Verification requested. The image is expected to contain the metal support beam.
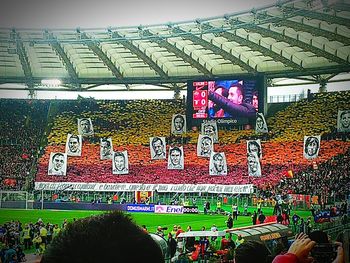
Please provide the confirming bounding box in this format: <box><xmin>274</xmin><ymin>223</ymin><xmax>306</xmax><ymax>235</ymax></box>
<box><xmin>332</xmin><ymin>2</ymin><xmax>350</xmax><ymax>12</ymax></box>
<box><xmin>111</xmin><ymin>31</ymin><xmax>168</xmax><ymax>79</ymax></box>
<box><xmin>171</xmin><ymin>83</ymin><xmax>182</xmax><ymax>99</ymax></box>
<box><xmin>49</xmin><ymin>33</ymin><xmax>80</xmax><ymax>88</ymax></box>
<box><xmin>317</xmin><ymin>76</ymin><xmax>327</xmax><ymax>93</ymax></box>
<box><xmin>287</xmin><ymin>6</ymin><xmax>350</xmax><ymax>28</ymax></box>
<box><xmin>268</xmin><ymin>14</ymin><xmax>350</xmax><ymax>45</ymax></box>
<box><xmin>142</xmin><ymin>29</ymin><xmax>213</xmax><ymax>77</ymax></box>
<box><xmin>0</xmin><ymin>65</ymin><xmax>349</xmax><ymax>87</ymax></box>
<box><xmin>266</xmin><ymin>64</ymin><xmax>350</xmax><ymax>79</ymax></box>
<box><xmin>80</xmin><ymin>33</ymin><xmax>124</xmax><ymax>80</ymax></box>
<box><xmin>172</xmin><ymin>27</ymin><xmax>255</xmax><ymax>73</ymax></box>
<box><xmin>14</xmin><ymin>31</ymin><xmax>34</xmax><ymax>90</ymax></box>
<box><xmin>203</xmin><ymin>23</ymin><xmax>303</xmax><ymax>70</ymax></box>
<box><xmin>241</xmin><ymin>23</ymin><xmax>349</xmax><ymax>66</ymax></box>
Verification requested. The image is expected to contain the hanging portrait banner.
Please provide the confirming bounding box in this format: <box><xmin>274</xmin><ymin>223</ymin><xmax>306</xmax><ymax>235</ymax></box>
<box><xmin>247</xmin><ymin>152</ymin><xmax>262</xmax><ymax>177</ymax></box>
<box><xmin>246</xmin><ymin>139</ymin><xmax>262</xmax><ymax>159</ymax></box>
<box><xmin>167</xmin><ymin>146</ymin><xmax>184</xmax><ymax>170</ymax></box>
<box><xmin>100</xmin><ymin>137</ymin><xmax>113</xmax><ymax>160</ymax></box>
<box><xmin>77</xmin><ymin>118</ymin><xmax>94</xmax><ymax>136</ymax></box>
<box><xmin>171</xmin><ymin>114</ymin><xmax>186</xmax><ymax>135</ymax></box>
<box><xmin>197</xmin><ymin>134</ymin><xmax>214</xmax><ymax>158</ymax></box>
<box><xmin>337</xmin><ymin>110</ymin><xmax>350</xmax><ymax>132</ymax></box>
<box><xmin>150</xmin><ymin>137</ymin><xmax>166</xmax><ymax>160</ymax></box>
<box><xmin>65</xmin><ymin>134</ymin><xmax>82</xmax><ymax>157</ymax></box>
<box><xmin>209</xmin><ymin>152</ymin><xmax>227</xmax><ymax>176</ymax></box>
<box><xmin>47</xmin><ymin>152</ymin><xmax>67</xmax><ymax>176</ymax></box>
<box><xmin>201</xmin><ymin>121</ymin><xmax>218</xmax><ymax>142</ymax></box>
<box><xmin>255</xmin><ymin>113</ymin><xmax>268</xmax><ymax>133</ymax></box>
<box><xmin>303</xmin><ymin>135</ymin><xmax>321</xmax><ymax>160</ymax></box>
<box><xmin>112</xmin><ymin>151</ymin><xmax>129</xmax><ymax>174</ymax></box>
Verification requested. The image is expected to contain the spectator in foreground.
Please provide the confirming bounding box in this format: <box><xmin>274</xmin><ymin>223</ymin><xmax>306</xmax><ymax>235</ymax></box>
<box><xmin>272</xmin><ymin>233</ymin><xmax>344</xmax><ymax>263</ymax></box>
<box><xmin>40</xmin><ymin>211</ymin><xmax>163</xmax><ymax>263</ymax></box>
<box><xmin>234</xmin><ymin>240</ymin><xmax>272</xmax><ymax>263</ymax></box>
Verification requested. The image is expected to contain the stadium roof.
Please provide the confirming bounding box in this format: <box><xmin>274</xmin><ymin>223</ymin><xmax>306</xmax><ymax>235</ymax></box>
<box><xmin>0</xmin><ymin>0</ymin><xmax>350</xmax><ymax>92</ymax></box>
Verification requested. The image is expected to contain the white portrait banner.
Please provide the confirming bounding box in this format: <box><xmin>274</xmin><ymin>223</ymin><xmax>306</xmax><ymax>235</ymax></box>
<box><xmin>168</xmin><ymin>146</ymin><xmax>184</xmax><ymax>170</ymax></box>
<box><xmin>255</xmin><ymin>113</ymin><xmax>268</xmax><ymax>133</ymax></box>
<box><xmin>100</xmin><ymin>138</ymin><xmax>113</xmax><ymax>160</ymax></box>
<box><xmin>247</xmin><ymin>152</ymin><xmax>262</xmax><ymax>177</ymax></box>
<box><xmin>201</xmin><ymin>121</ymin><xmax>218</xmax><ymax>142</ymax></box>
<box><xmin>247</xmin><ymin>139</ymin><xmax>262</xmax><ymax>159</ymax></box>
<box><xmin>197</xmin><ymin>134</ymin><xmax>214</xmax><ymax>158</ymax></box>
<box><xmin>337</xmin><ymin>110</ymin><xmax>350</xmax><ymax>132</ymax></box>
<box><xmin>209</xmin><ymin>152</ymin><xmax>227</xmax><ymax>176</ymax></box>
<box><xmin>35</xmin><ymin>182</ymin><xmax>254</xmax><ymax>194</ymax></box>
<box><xmin>48</xmin><ymin>152</ymin><xmax>67</xmax><ymax>176</ymax></box>
<box><xmin>171</xmin><ymin>114</ymin><xmax>186</xmax><ymax>135</ymax></box>
<box><xmin>77</xmin><ymin>118</ymin><xmax>94</xmax><ymax>136</ymax></box>
<box><xmin>303</xmin><ymin>135</ymin><xmax>321</xmax><ymax>160</ymax></box>
<box><xmin>65</xmin><ymin>134</ymin><xmax>82</xmax><ymax>157</ymax></box>
<box><xmin>150</xmin><ymin>137</ymin><xmax>166</xmax><ymax>160</ymax></box>
<box><xmin>112</xmin><ymin>151</ymin><xmax>129</xmax><ymax>175</ymax></box>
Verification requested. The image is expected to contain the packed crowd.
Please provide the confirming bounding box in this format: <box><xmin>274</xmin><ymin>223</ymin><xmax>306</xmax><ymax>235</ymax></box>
<box><xmin>1</xmin><ymin>91</ymin><xmax>350</xmax><ymax>197</ymax></box>
<box><xmin>1</xmin><ymin>210</ymin><xmax>346</xmax><ymax>263</ymax></box>
<box><xmin>0</xmin><ymin>100</ymin><xmax>50</xmax><ymax>191</ymax></box>
<box><xmin>47</xmin><ymin>99</ymin><xmax>186</xmax><ymax>146</ymax></box>
<box><xmin>276</xmin><ymin>148</ymin><xmax>350</xmax><ymax>201</ymax></box>
<box><xmin>35</xmin><ymin>92</ymin><xmax>350</xmax><ymax>191</ymax></box>
<box><xmin>35</xmin><ymin>140</ymin><xmax>350</xmax><ymax>189</ymax></box>
<box><xmin>268</xmin><ymin>90</ymin><xmax>350</xmax><ymax>142</ymax></box>
<box><xmin>0</xmin><ymin>218</ymin><xmax>63</xmax><ymax>262</ymax></box>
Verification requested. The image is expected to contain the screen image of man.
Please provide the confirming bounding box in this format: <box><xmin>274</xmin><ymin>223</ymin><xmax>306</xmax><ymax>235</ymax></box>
<box><xmin>247</xmin><ymin>140</ymin><xmax>262</xmax><ymax>159</ymax></box>
<box><xmin>303</xmin><ymin>136</ymin><xmax>320</xmax><ymax>160</ymax></box>
<box><xmin>48</xmin><ymin>152</ymin><xmax>67</xmax><ymax>176</ymax></box>
<box><xmin>247</xmin><ymin>153</ymin><xmax>261</xmax><ymax>177</ymax></box>
<box><xmin>150</xmin><ymin>137</ymin><xmax>166</xmax><ymax>160</ymax></box>
<box><xmin>208</xmin><ymin>81</ymin><xmax>228</xmax><ymax>118</ymax></box>
<box><xmin>337</xmin><ymin>110</ymin><xmax>350</xmax><ymax>132</ymax></box>
<box><xmin>209</xmin><ymin>152</ymin><xmax>227</xmax><ymax>176</ymax></box>
<box><xmin>252</xmin><ymin>91</ymin><xmax>259</xmax><ymax>111</ymax></box>
<box><xmin>255</xmin><ymin>113</ymin><xmax>268</xmax><ymax>133</ymax></box>
<box><xmin>78</xmin><ymin>118</ymin><xmax>94</xmax><ymax>136</ymax></box>
<box><xmin>65</xmin><ymin>134</ymin><xmax>82</xmax><ymax>156</ymax></box>
<box><xmin>201</xmin><ymin>121</ymin><xmax>218</xmax><ymax>143</ymax></box>
<box><xmin>168</xmin><ymin>146</ymin><xmax>184</xmax><ymax>170</ymax></box>
<box><xmin>208</xmin><ymin>81</ymin><xmax>256</xmax><ymax>118</ymax></box>
<box><xmin>112</xmin><ymin>151</ymin><xmax>129</xmax><ymax>175</ymax></box>
<box><xmin>171</xmin><ymin>114</ymin><xmax>186</xmax><ymax>135</ymax></box>
<box><xmin>100</xmin><ymin>138</ymin><xmax>113</xmax><ymax>160</ymax></box>
<box><xmin>197</xmin><ymin>134</ymin><xmax>213</xmax><ymax>158</ymax></box>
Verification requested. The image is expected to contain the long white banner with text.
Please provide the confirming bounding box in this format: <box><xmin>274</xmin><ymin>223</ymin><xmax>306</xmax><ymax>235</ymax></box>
<box><xmin>34</xmin><ymin>182</ymin><xmax>254</xmax><ymax>194</ymax></box>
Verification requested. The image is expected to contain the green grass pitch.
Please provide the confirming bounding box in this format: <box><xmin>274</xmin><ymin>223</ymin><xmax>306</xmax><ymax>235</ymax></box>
<box><xmin>0</xmin><ymin>206</ymin><xmax>312</xmax><ymax>234</ymax></box>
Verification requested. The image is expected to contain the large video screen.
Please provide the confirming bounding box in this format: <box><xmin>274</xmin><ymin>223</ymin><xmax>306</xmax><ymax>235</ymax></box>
<box><xmin>187</xmin><ymin>77</ymin><xmax>264</xmax><ymax>126</ymax></box>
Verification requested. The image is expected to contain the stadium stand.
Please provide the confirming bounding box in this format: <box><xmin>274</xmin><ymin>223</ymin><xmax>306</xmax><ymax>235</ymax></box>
<box><xmin>0</xmin><ymin>100</ymin><xmax>50</xmax><ymax>190</ymax></box>
<box><xmin>0</xmin><ymin>91</ymin><xmax>349</xmax><ymax>199</ymax></box>
<box><xmin>31</xmin><ymin>91</ymin><xmax>350</xmax><ymax>192</ymax></box>
<box><xmin>268</xmin><ymin>90</ymin><xmax>350</xmax><ymax>141</ymax></box>
<box><xmin>277</xmin><ymin>147</ymin><xmax>350</xmax><ymax>201</ymax></box>
<box><xmin>1</xmin><ymin>0</ymin><xmax>350</xmax><ymax>261</ymax></box>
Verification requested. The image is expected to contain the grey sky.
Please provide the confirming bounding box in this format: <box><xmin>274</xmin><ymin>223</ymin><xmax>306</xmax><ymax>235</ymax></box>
<box><xmin>0</xmin><ymin>0</ymin><xmax>277</xmax><ymax>29</ymax></box>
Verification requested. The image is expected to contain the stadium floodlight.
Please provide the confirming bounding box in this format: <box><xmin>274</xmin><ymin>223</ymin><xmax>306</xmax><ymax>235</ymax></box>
<box><xmin>41</xmin><ymin>79</ymin><xmax>61</xmax><ymax>86</ymax></box>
